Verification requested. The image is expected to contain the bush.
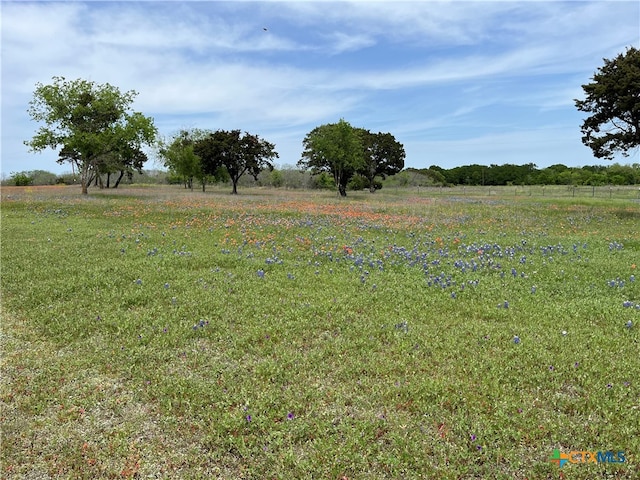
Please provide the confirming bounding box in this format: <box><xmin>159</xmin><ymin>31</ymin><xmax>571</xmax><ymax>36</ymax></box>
<box><xmin>10</xmin><ymin>172</ymin><xmax>33</xmax><ymax>186</ymax></box>
<box><xmin>347</xmin><ymin>174</ymin><xmax>367</xmax><ymax>191</ymax></box>
<box><xmin>312</xmin><ymin>172</ymin><xmax>335</xmax><ymax>190</ymax></box>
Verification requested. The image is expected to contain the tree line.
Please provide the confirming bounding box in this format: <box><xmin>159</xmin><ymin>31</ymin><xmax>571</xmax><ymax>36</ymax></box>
<box><xmin>20</xmin><ymin>47</ymin><xmax>640</xmax><ymax>194</ymax></box>
<box><xmin>157</xmin><ymin>119</ymin><xmax>405</xmax><ymax>196</ymax></box>
<box><xmin>6</xmin><ymin>161</ymin><xmax>640</xmax><ymax>189</ymax></box>
<box><xmin>406</xmin><ymin>162</ymin><xmax>640</xmax><ymax>187</ymax></box>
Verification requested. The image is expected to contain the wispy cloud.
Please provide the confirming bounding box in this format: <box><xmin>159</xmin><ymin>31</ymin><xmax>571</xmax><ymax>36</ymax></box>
<box><xmin>2</xmin><ymin>0</ymin><xmax>638</xmax><ymax>175</ymax></box>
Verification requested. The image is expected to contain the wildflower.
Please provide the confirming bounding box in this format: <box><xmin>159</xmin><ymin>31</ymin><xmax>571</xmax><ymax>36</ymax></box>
<box><xmin>246</xmin><ymin>415</ymin><xmax>252</xmax><ymax>422</ymax></box>
<box><xmin>287</xmin><ymin>412</ymin><xmax>295</xmax><ymax>420</ymax></box>
<box><xmin>470</xmin><ymin>434</ymin><xmax>477</xmax><ymax>441</ymax></box>
<box><xmin>513</xmin><ymin>335</ymin><xmax>521</xmax><ymax>344</ymax></box>
<box><xmin>606</xmin><ymin>383</ymin><xmax>613</xmax><ymax>389</ymax></box>
<box><xmin>395</xmin><ymin>321</ymin><xmax>408</xmax><ymax>332</ymax></box>
<box><xmin>164</xmin><ymin>283</ymin><xmax>170</xmax><ymax>289</ymax></box>
<box><xmin>562</xmin><ymin>330</ymin><xmax>567</xmax><ymax>336</ymax></box>
<box><xmin>623</xmin><ymin>300</ymin><xmax>633</xmax><ymax>308</ymax></box>
<box><xmin>257</xmin><ymin>269</ymin><xmax>265</xmax><ymax>278</ymax></box>
<box><xmin>134</xmin><ymin>278</ymin><xmax>142</xmax><ymax>285</ymax></box>
<box><xmin>574</xmin><ymin>362</ymin><xmax>579</xmax><ymax>368</ymax></box>
<box><xmin>625</xmin><ymin>320</ymin><xmax>633</xmax><ymax>329</ymax></box>
<box><xmin>549</xmin><ymin>365</ymin><xmax>554</xmax><ymax>371</ymax></box>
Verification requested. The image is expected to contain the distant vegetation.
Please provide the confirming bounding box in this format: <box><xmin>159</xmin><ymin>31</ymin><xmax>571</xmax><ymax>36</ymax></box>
<box><xmin>4</xmin><ymin>162</ymin><xmax>639</xmax><ymax>189</ymax></box>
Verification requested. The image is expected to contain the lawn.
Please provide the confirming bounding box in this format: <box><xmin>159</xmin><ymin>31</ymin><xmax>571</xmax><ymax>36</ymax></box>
<box><xmin>1</xmin><ymin>185</ymin><xmax>638</xmax><ymax>479</ymax></box>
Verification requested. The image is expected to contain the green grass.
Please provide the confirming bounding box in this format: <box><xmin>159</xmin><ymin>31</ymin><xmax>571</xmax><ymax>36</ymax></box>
<box><xmin>1</xmin><ymin>185</ymin><xmax>639</xmax><ymax>479</ymax></box>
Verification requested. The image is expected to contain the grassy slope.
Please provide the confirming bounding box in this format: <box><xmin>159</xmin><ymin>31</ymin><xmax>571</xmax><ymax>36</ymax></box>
<box><xmin>1</xmin><ymin>185</ymin><xmax>639</xmax><ymax>479</ymax></box>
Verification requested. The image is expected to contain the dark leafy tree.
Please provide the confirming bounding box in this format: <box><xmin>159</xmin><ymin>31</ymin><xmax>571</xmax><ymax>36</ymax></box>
<box><xmin>298</xmin><ymin>119</ymin><xmax>364</xmax><ymax>196</ymax></box>
<box><xmin>25</xmin><ymin>76</ymin><xmax>156</xmax><ymax>194</ymax></box>
<box><xmin>575</xmin><ymin>47</ymin><xmax>640</xmax><ymax>159</ymax></box>
<box><xmin>358</xmin><ymin>130</ymin><xmax>405</xmax><ymax>192</ymax></box>
<box><xmin>195</xmin><ymin>130</ymin><xmax>278</xmax><ymax>194</ymax></box>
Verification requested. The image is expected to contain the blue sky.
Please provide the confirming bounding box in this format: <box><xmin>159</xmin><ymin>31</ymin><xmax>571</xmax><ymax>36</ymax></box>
<box><xmin>2</xmin><ymin>0</ymin><xmax>639</xmax><ymax>177</ymax></box>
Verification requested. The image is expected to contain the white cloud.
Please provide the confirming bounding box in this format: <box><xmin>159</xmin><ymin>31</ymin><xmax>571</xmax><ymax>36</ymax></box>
<box><xmin>2</xmin><ymin>1</ymin><xmax>639</xmax><ymax>176</ymax></box>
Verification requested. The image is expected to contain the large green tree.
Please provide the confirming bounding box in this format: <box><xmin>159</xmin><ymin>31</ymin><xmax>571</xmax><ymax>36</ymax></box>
<box><xmin>358</xmin><ymin>129</ymin><xmax>405</xmax><ymax>192</ymax></box>
<box><xmin>575</xmin><ymin>47</ymin><xmax>640</xmax><ymax>159</ymax></box>
<box><xmin>298</xmin><ymin>119</ymin><xmax>364</xmax><ymax>197</ymax></box>
<box><xmin>194</xmin><ymin>130</ymin><xmax>278</xmax><ymax>194</ymax></box>
<box><xmin>157</xmin><ymin>129</ymin><xmax>207</xmax><ymax>190</ymax></box>
<box><xmin>25</xmin><ymin>76</ymin><xmax>157</xmax><ymax>194</ymax></box>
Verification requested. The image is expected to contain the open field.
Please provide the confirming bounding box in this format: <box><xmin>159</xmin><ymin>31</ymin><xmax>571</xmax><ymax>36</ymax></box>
<box><xmin>1</xmin><ymin>185</ymin><xmax>639</xmax><ymax>479</ymax></box>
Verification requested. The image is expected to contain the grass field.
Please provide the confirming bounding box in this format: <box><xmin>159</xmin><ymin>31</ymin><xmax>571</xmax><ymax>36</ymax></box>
<box><xmin>1</xmin><ymin>184</ymin><xmax>639</xmax><ymax>479</ymax></box>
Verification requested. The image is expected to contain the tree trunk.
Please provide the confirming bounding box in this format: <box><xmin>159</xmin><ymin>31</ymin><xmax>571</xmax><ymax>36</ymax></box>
<box><xmin>80</xmin><ymin>165</ymin><xmax>90</xmax><ymax>195</ymax></box>
<box><xmin>113</xmin><ymin>170</ymin><xmax>125</xmax><ymax>188</ymax></box>
<box><xmin>106</xmin><ymin>172</ymin><xmax>111</xmax><ymax>188</ymax></box>
<box><xmin>338</xmin><ymin>183</ymin><xmax>347</xmax><ymax>197</ymax></box>
<box><xmin>231</xmin><ymin>179</ymin><xmax>238</xmax><ymax>194</ymax></box>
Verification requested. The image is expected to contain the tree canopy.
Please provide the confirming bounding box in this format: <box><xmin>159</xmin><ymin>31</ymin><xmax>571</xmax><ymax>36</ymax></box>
<box><xmin>25</xmin><ymin>76</ymin><xmax>157</xmax><ymax>194</ymax></box>
<box><xmin>358</xmin><ymin>129</ymin><xmax>405</xmax><ymax>192</ymax></box>
<box><xmin>157</xmin><ymin>129</ymin><xmax>207</xmax><ymax>191</ymax></box>
<box><xmin>298</xmin><ymin>119</ymin><xmax>366</xmax><ymax>197</ymax></box>
<box><xmin>194</xmin><ymin>130</ymin><xmax>278</xmax><ymax>194</ymax></box>
<box><xmin>298</xmin><ymin>120</ymin><xmax>405</xmax><ymax>196</ymax></box>
<box><xmin>575</xmin><ymin>46</ymin><xmax>640</xmax><ymax>160</ymax></box>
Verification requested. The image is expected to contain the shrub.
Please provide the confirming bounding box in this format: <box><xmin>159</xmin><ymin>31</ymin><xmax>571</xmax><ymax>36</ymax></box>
<box><xmin>10</xmin><ymin>172</ymin><xmax>33</xmax><ymax>186</ymax></box>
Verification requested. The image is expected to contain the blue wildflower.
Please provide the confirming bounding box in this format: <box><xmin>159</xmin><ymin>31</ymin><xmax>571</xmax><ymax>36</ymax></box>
<box><xmin>513</xmin><ymin>335</ymin><xmax>521</xmax><ymax>344</ymax></box>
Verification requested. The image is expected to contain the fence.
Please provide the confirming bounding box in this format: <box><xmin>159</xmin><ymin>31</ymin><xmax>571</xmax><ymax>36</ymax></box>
<box><xmin>411</xmin><ymin>185</ymin><xmax>640</xmax><ymax>200</ymax></box>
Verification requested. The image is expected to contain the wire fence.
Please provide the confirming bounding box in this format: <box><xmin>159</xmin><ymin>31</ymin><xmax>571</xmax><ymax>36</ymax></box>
<box><xmin>409</xmin><ymin>185</ymin><xmax>640</xmax><ymax>200</ymax></box>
